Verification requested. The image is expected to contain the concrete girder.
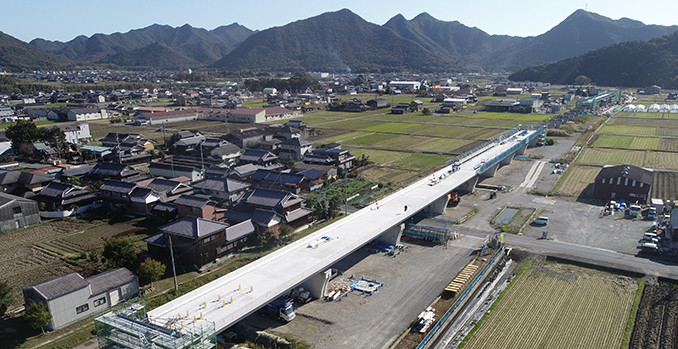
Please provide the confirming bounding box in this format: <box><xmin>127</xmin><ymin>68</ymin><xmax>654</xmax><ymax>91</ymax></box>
<box><xmin>500</xmin><ymin>153</ymin><xmax>514</xmax><ymax>166</ymax></box>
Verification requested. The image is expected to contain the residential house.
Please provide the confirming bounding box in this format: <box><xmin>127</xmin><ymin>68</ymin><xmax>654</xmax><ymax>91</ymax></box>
<box><xmin>67</xmin><ymin>106</ymin><xmax>109</xmax><ymax>121</ymax></box>
<box><xmin>0</xmin><ymin>192</ymin><xmax>41</xmax><ymax>232</ymax></box>
<box><xmin>99</xmin><ymin>180</ymin><xmax>137</xmax><ymax>212</ymax></box>
<box><xmin>22</xmin><ymin>268</ymin><xmax>139</xmax><ymax>331</ymax></box>
<box><xmin>145</xmin><ymin>217</ymin><xmax>255</xmax><ymax>268</ymax></box>
<box><xmin>174</xmin><ymin>194</ymin><xmax>222</xmax><ymax>220</ymax></box>
<box><xmin>208</xmin><ymin>142</ymin><xmax>241</xmax><ymax>163</ymax></box>
<box><xmin>223</xmin><ymin>129</ymin><xmax>272</xmax><ymax>149</ymax></box>
<box><xmin>35</xmin><ymin>181</ymin><xmax>97</xmax><ymax>211</ymax></box>
<box><xmin>279</xmin><ymin>138</ymin><xmax>312</xmax><ymax>161</ymax></box>
<box><xmin>228</xmin><ymin>163</ymin><xmax>260</xmax><ymax>181</ymax></box>
<box><xmin>303</xmin><ymin>147</ymin><xmax>355</xmax><ymax>169</ymax></box>
<box><xmin>191</xmin><ymin>178</ymin><xmax>250</xmax><ymax>206</ymax></box>
<box><xmin>148</xmin><ymin>157</ymin><xmax>207</xmax><ymax>181</ymax></box>
<box><xmin>239</xmin><ymin>149</ymin><xmax>280</xmax><ymax>168</ymax></box>
<box><xmin>51</xmin><ymin>124</ymin><xmax>91</xmax><ymax>144</ymax></box>
<box><xmin>85</xmin><ymin>163</ymin><xmax>143</xmax><ymax>182</ymax></box>
<box><xmin>227</xmin><ymin>188</ymin><xmax>312</xmax><ymax>231</ymax></box>
<box><xmin>366</xmin><ymin>99</ymin><xmax>388</xmax><ymax>109</ymax></box>
<box><xmin>136</xmin><ymin>178</ymin><xmax>193</xmax><ymax>202</ymax></box>
<box><xmin>250</xmin><ymin>169</ymin><xmax>310</xmax><ymax>194</ymax></box>
<box><xmin>293</xmin><ymin>163</ymin><xmax>337</xmax><ymax>181</ymax></box>
<box><xmin>390</xmin><ymin>103</ymin><xmax>412</xmax><ymax>114</ymax></box>
<box><xmin>0</xmin><ymin>170</ymin><xmax>52</xmax><ymax>196</ymax></box>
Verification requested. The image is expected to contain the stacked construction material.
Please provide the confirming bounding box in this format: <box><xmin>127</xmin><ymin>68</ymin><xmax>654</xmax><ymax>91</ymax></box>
<box><xmin>444</xmin><ymin>263</ymin><xmax>478</xmax><ymax>298</ymax></box>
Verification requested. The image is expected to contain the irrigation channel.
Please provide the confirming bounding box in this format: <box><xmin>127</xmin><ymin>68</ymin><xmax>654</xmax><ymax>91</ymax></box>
<box><xmin>412</xmin><ymin>248</ymin><xmax>517</xmax><ymax>349</ymax></box>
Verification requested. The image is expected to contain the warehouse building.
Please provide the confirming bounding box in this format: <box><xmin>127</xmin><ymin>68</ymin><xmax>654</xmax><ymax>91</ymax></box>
<box><xmin>593</xmin><ymin>164</ymin><xmax>652</xmax><ymax>202</ymax></box>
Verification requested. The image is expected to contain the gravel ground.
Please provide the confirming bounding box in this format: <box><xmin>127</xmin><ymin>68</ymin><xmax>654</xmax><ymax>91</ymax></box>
<box><xmin>247</xmin><ymin>239</ymin><xmax>479</xmax><ymax>349</ymax></box>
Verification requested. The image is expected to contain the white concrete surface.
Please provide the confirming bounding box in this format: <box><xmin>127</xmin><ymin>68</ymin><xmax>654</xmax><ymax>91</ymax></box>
<box><xmin>148</xmin><ymin>129</ymin><xmax>541</xmax><ymax>334</ymax></box>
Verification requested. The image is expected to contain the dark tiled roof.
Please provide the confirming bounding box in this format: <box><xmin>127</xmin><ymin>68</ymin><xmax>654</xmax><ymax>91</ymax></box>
<box><xmin>86</xmin><ymin>267</ymin><xmax>136</xmax><ymax>296</ymax></box>
<box><xmin>28</xmin><ymin>273</ymin><xmax>88</xmax><ymax>300</ymax></box>
<box><xmin>18</xmin><ymin>172</ymin><xmax>52</xmax><ymax>185</ymax></box>
<box><xmin>224</xmin><ymin>209</ymin><xmax>252</xmax><ymax>222</ymax></box>
<box><xmin>281</xmin><ymin>138</ymin><xmax>312</xmax><ymax>146</ymax></box>
<box><xmin>251</xmin><ymin>208</ymin><xmax>280</xmax><ymax>226</ymax></box>
<box><xmin>296</xmin><ymin>168</ymin><xmax>323</xmax><ymax>180</ymax></box>
<box><xmin>192</xmin><ymin>178</ymin><xmax>250</xmax><ymax>193</ymax></box>
<box><xmin>160</xmin><ymin>217</ymin><xmax>229</xmax><ymax>239</ymax></box>
<box><xmin>595</xmin><ymin>164</ymin><xmax>653</xmax><ymax>184</ymax></box>
<box><xmin>142</xmin><ymin>178</ymin><xmax>184</xmax><ymax>194</ymax></box>
<box><xmin>60</xmin><ymin>164</ymin><xmax>96</xmax><ymax>177</ymax></box>
<box><xmin>129</xmin><ymin>187</ymin><xmax>153</xmax><ymax>198</ymax></box>
<box><xmin>252</xmin><ymin>169</ymin><xmax>306</xmax><ymax>186</ymax></box>
<box><xmin>174</xmin><ymin>194</ymin><xmax>210</xmax><ymax>208</ymax></box>
<box><xmin>231</xmin><ymin>164</ymin><xmax>259</xmax><ymax>177</ymax></box>
<box><xmin>39</xmin><ymin>182</ymin><xmax>74</xmax><ymax>198</ymax></box>
<box><xmin>241</xmin><ymin>188</ymin><xmax>302</xmax><ymax>209</ymax></box>
<box><xmin>88</xmin><ymin>163</ymin><xmax>139</xmax><ymax>178</ymax></box>
<box><xmin>225</xmin><ymin>219</ymin><xmax>255</xmax><ymax>241</ymax></box>
<box><xmin>153</xmin><ymin>202</ymin><xmax>176</xmax><ymax>213</ymax></box>
<box><xmin>0</xmin><ymin>170</ymin><xmax>20</xmax><ymax>185</ymax></box>
<box><xmin>285</xmin><ymin>208</ymin><xmax>313</xmax><ymax>223</ymax></box>
<box><xmin>144</xmin><ymin>232</ymin><xmax>165</xmax><ymax>246</ymax></box>
<box><xmin>239</xmin><ymin>149</ymin><xmax>278</xmax><ymax>163</ymax></box>
<box><xmin>100</xmin><ymin>180</ymin><xmax>136</xmax><ymax>193</ymax></box>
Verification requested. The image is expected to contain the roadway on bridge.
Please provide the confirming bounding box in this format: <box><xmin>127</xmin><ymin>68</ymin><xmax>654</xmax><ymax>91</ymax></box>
<box><xmin>147</xmin><ymin>129</ymin><xmax>540</xmax><ymax>333</ymax></box>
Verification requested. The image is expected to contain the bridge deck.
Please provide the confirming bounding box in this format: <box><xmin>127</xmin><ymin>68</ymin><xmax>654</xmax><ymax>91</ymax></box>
<box><xmin>148</xmin><ymin>129</ymin><xmax>541</xmax><ymax>333</ymax></box>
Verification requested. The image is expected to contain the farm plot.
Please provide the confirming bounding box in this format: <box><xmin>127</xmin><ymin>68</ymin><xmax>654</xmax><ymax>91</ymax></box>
<box><xmin>343</xmin><ymin>133</ymin><xmax>398</xmax><ymax>146</ymax></box>
<box><xmin>644</xmin><ymin>151</ymin><xmax>678</xmax><ymax>170</ymax></box>
<box><xmin>410</xmin><ymin>138</ymin><xmax>472</xmax><ymax>153</ymax></box>
<box><xmin>591</xmin><ymin>135</ymin><xmax>661</xmax><ymax>150</ymax></box>
<box><xmin>360</xmin><ymin>167</ymin><xmax>419</xmax><ymax>185</ymax></box>
<box><xmin>629</xmin><ymin>281</ymin><xmax>678</xmax><ymax>349</ymax></box>
<box><xmin>462</xmin><ymin>262</ymin><xmax>637</xmax><ymax>349</ymax></box>
<box><xmin>349</xmin><ymin>148</ymin><xmax>409</xmax><ymax>166</ymax></box>
<box><xmin>608</xmin><ymin>117</ymin><xmax>678</xmax><ymax>128</ymax></box>
<box><xmin>0</xmin><ymin>220</ymin><xmax>92</xmax><ymax>307</ymax></box>
<box><xmin>372</xmin><ymin>135</ymin><xmax>438</xmax><ymax>149</ymax></box>
<box><xmin>458</xmin><ymin>112</ymin><xmax>548</xmax><ymax>122</ymax></box>
<box><xmin>315</xmin><ymin>120</ymin><xmax>389</xmax><ymax>131</ymax></box>
<box><xmin>389</xmin><ymin>153</ymin><xmax>450</xmax><ymax>170</ymax></box>
<box><xmin>660</xmin><ymin>138</ymin><xmax>678</xmax><ymax>152</ymax></box>
<box><xmin>658</xmin><ymin>127</ymin><xmax>678</xmax><ymax>137</ymax></box>
<box><xmin>315</xmin><ymin>131</ymin><xmax>369</xmax><ymax>144</ymax></box>
<box><xmin>552</xmin><ymin>164</ymin><xmax>602</xmax><ymax>198</ymax></box>
<box><xmin>599</xmin><ymin>124</ymin><xmax>658</xmax><ymax>136</ymax></box>
<box><xmin>651</xmin><ymin>171</ymin><xmax>678</xmax><ymax>201</ymax></box>
<box><xmin>359</xmin><ymin>122</ymin><xmax>418</xmax><ymax>133</ymax></box>
<box><xmin>406</xmin><ymin>125</ymin><xmax>502</xmax><ymax>139</ymax></box>
<box><xmin>577</xmin><ymin>148</ymin><xmax>645</xmax><ymax>167</ymax></box>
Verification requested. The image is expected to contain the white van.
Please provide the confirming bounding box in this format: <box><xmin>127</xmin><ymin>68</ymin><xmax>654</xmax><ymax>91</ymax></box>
<box><xmin>533</xmin><ymin>216</ymin><xmax>549</xmax><ymax>225</ymax></box>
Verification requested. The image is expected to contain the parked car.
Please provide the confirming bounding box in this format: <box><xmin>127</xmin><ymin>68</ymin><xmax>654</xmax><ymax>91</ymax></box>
<box><xmin>533</xmin><ymin>216</ymin><xmax>549</xmax><ymax>225</ymax></box>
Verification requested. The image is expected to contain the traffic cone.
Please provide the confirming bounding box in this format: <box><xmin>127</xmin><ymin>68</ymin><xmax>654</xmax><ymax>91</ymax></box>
<box><xmin>230</xmin><ymin>296</ymin><xmax>233</xmax><ymax>303</ymax></box>
<box><xmin>250</xmin><ymin>285</ymin><xmax>254</xmax><ymax>292</ymax></box>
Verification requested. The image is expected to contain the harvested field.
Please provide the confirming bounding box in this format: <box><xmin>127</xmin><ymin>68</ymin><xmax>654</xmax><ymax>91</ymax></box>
<box><xmin>462</xmin><ymin>261</ymin><xmax>637</xmax><ymax>349</ymax></box>
<box><xmin>389</xmin><ymin>153</ymin><xmax>449</xmax><ymax>170</ymax></box>
<box><xmin>359</xmin><ymin>122</ymin><xmax>418</xmax><ymax>133</ymax></box>
<box><xmin>459</xmin><ymin>112</ymin><xmax>548</xmax><ymax>122</ymax></box>
<box><xmin>658</xmin><ymin>127</ymin><xmax>678</xmax><ymax>137</ymax></box>
<box><xmin>360</xmin><ymin>167</ymin><xmax>419</xmax><ymax>185</ymax></box>
<box><xmin>629</xmin><ymin>281</ymin><xmax>678</xmax><ymax>349</ymax></box>
<box><xmin>608</xmin><ymin>118</ymin><xmax>678</xmax><ymax>128</ymax></box>
<box><xmin>651</xmin><ymin>171</ymin><xmax>678</xmax><ymax>201</ymax></box>
<box><xmin>315</xmin><ymin>131</ymin><xmax>368</xmax><ymax>143</ymax></box>
<box><xmin>342</xmin><ymin>133</ymin><xmax>398</xmax><ymax>146</ymax></box>
<box><xmin>0</xmin><ymin>220</ymin><xmax>91</xmax><ymax>307</ymax></box>
<box><xmin>645</xmin><ymin>151</ymin><xmax>678</xmax><ymax>170</ymax></box>
<box><xmin>406</xmin><ymin>125</ymin><xmax>502</xmax><ymax>139</ymax></box>
<box><xmin>661</xmin><ymin>139</ymin><xmax>678</xmax><ymax>152</ymax></box>
<box><xmin>577</xmin><ymin>148</ymin><xmax>645</xmax><ymax>167</ymax></box>
<box><xmin>552</xmin><ymin>164</ymin><xmax>602</xmax><ymax>197</ymax></box>
<box><xmin>349</xmin><ymin>148</ymin><xmax>408</xmax><ymax>166</ymax></box>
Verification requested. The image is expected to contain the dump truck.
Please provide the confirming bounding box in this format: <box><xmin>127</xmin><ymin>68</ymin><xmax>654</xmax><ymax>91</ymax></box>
<box><xmin>259</xmin><ymin>297</ymin><xmax>295</xmax><ymax>322</ymax></box>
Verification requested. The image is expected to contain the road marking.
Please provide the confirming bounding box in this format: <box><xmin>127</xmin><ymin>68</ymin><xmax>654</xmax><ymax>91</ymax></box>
<box><xmin>520</xmin><ymin>161</ymin><xmax>545</xmax><ymax>188</ymax></box>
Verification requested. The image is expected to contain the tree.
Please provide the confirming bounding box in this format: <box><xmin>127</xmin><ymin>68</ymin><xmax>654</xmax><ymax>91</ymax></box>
<box><xmin>102</xmin><ymin>238</ymin><xmax>137</xmax><ymax>269</ymax></box>
<box><xmin>250</xmin><ymin>225</ymin><xmax>264</xmax><ymax>247</ymax></box>
<box><xmin>574</xmin><ymin>75</ymin><xmax>592</xmax><ymax>86</ymax></box>
<box><xmin>25</xmin><ymin>302</ymin><xmax>52</xmax><ymax>334</ymax></box>
<box><xmin>0</xmin><ymin>280</ymin><xmax>12</xmax><ymax>316</ymax></box>
<box><xmin>6</xmin><ymin>120</ymin><xmax>38</xmax><ymax>153</ymax></box>
<box><xmin>137</xmin><ymin>258</ymin><xmax>166</xmax><ymax>286</ymax></box>
<box><xmin>278</xmin><ymin>224</ymin><xmax>293</xmax><ymax>241</ymax></box>
<box><xmin>328</xmin><ymin>196</ymin><xmax>342</xmax><ymax>219</ymax></box>
<box><xmin>422</xmin><ymin>108</ymin><xmax>432</xmax><ymax>116</ymax></box>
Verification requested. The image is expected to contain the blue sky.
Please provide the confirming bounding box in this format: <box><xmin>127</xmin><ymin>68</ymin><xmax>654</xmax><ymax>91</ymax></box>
<box><xmin>3</xmin><ymin>0</ymin><xmax>677</xmax><ymax>42</ymax></box>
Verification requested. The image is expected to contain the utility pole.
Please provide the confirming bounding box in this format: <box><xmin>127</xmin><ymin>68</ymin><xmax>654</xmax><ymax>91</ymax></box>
<box><xmin>344</xmin><ymin>169</ymin><xmax>348</xmax><ymax>215</ymax></box>
<box><xmin>168</xmin><ymin>235</ymin><xmax>178</xmax><ymax>292</ymax></box>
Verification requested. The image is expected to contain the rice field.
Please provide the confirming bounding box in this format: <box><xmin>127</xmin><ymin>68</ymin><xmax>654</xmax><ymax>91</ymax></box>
<box><xmin>359</xmin><ymin>122</ymin><xmax>418</xmax><ymax>133</ymax></box>
<box><xmin>461</xmin><ymin>262</ymin><xmax>637</xmax><ymax>349</ymax></box>
<box><xmin>644</xmin><ymin>151</ymin><xmax>678</xmax><ymax>170</ymax></box>
<box><xmin>388</xmin><ymin>153</ymin><xmax>449</xmax><ymax>170</ymax></box>
<box><xmin>405</xmin><ymin>125</ymin><xmax>502</xmax><ymax>139</ymax></box>
<box><xmin>360</xmin><ymin>167</ymin><xmax>419</xmax><ymax>185</ymax></box>
<box><xmin>410</xmin><ymin>138</ymin><xmax>472</xmax><ymax>153</ymax></box>
<box><xmin>349</xmin><ymin>148</ymin><xmax>409</xmax><ymax>166</ymax></box>
<box><xmin>552</xmin><ymin>164</ymin><xmax>602</xmax><ymax>197</ymax></box>
<box><xmin>598</xmin><ymin>124</ymin><xmax>658</xmax><ymax>136</ymax></box>
<box><xmin>577</xmin><ymin>148</ymin><xmax>646</xmax><ymax>167</ymax></box>
<box><xmin>457</xmin><ymin>112</ymin><xmax>549</xmax><ymax>122</ymax></box>
<box><xmin>591</xmin><ymin>135</ymin><xmax>661</xmax><ymax>150</ymax></box>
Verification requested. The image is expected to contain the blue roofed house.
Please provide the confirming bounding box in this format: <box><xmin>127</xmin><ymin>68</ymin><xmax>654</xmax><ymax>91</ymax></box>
<box><xmin>251</xmin><ymin>169</ymin><xmax>310</xmax><ymax>193</ymax></box>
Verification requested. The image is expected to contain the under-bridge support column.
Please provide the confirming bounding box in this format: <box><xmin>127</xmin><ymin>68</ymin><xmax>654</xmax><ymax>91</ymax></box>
<box><xmin>528</xmin><ymin>137</ymin><xmax>539</xmax><ymax>147</ymax></box>
<box><xmin>378</xmin><ymin>223</ymin><xmax>404</xmax><ymax>245</ymax></box>
<box><xmin>459</xmin><ymin>175</ymin><xmax>478</xmax><ymax>193</ymax></box>
<box><xmin>516</xmin><ymin>143</ymin><xmax>528</xmax><ymax>156</ymax></box>
<box><xmin>301</xmin><ymin>268</ymin><xmax>332</xmax><ymax>299</ymax></box>
<box><xmin>427</xmin><ymin>195</ymin><xmax>449</xmax><ymax>215</ymax></box>
<box><xmin>500</xmin><ymin>153</ymin><xmax>514</xmax><ymax>166</ymax></box>
<box><xmin>480</xmin><ymin>163</ymin><xmax>500</xmax><ymax>178</ymax></box>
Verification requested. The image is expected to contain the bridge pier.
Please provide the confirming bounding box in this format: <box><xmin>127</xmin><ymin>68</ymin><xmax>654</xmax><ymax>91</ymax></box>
<box><xmin>480</xmin><ymin>163</ymin><xmax>500</xmax><ymax>178</ymax></box>
<box><xmin>427</xmin><ymin>195</ymin><xmax>449</xmax><ymax>215</ymax></box>
<box><xmin>459</xmin><ymin>175</ymin><xmax>478</xmax><ymax>193</ymax></box>
<box><xmin>500</xmin><ymin>153</ymin><xmax>514</xmax><ymax>166</ymax></box>
<box><xmin>378</xmin><ymin>223</ymin><xmax>404</xmax><ymax>245</ymax></box>
<box><xmin>301</xmin><ymin>268</ymin><xmax>333</xmax><ymax>299</ymax></box>
<box><xmin>516</xmin><ymin>143</ymin><xmax>528</xmax><ymax>156</ymax></box>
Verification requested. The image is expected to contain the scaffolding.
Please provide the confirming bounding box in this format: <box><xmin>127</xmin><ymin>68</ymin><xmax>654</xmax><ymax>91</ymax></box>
<box><xmin>404</xmin><ymin>224</ymin><xmax>459</xmax><ymax>244</ymax></box>
<box><xmin>95</xmin><ymin>299</ymin><xmax>217</xmax><ymax>349</ymax></box>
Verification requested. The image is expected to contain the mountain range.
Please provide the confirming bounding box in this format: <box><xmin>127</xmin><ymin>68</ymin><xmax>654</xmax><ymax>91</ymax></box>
<box><xmin>0</xmin><ymin>9</ymin><xmax>675</xmax><ymax>74</ymax></box>
<box><xmin>509</xmin><ymin>30</ymin><xmax>678</xmax><ymax>88</ymax></box>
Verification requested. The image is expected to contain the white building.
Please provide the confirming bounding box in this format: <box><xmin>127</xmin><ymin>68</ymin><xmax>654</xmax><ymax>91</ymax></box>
<box><xmin>0</xmin><ymin>105</ymin><xmax>15</xmax><ymax>123</ymax></box>
<box><xmin>52</xmin><ymin>123</ymin><xmax>91</xmax><ymax>144</ymax></box>
<box><xmin>22</xmin><ymin>268</ymin><xmax>139</xmax><ymax>331</ymax></box>
<box><xmin>67</xmin><ymin>107</ymin><xmax>109</xmax><ymax>121</ymax></box>
<box><xmin>388</xmin><ymin>81</ymin><xmax>421</xmax><ymax>91</ymax></box>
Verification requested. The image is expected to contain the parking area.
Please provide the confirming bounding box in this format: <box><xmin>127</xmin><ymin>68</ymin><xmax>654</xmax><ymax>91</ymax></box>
<box><xmin>244</xmin><ymin>238</ymin><xmax>479</xmax><ymax>348</ymax></box>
